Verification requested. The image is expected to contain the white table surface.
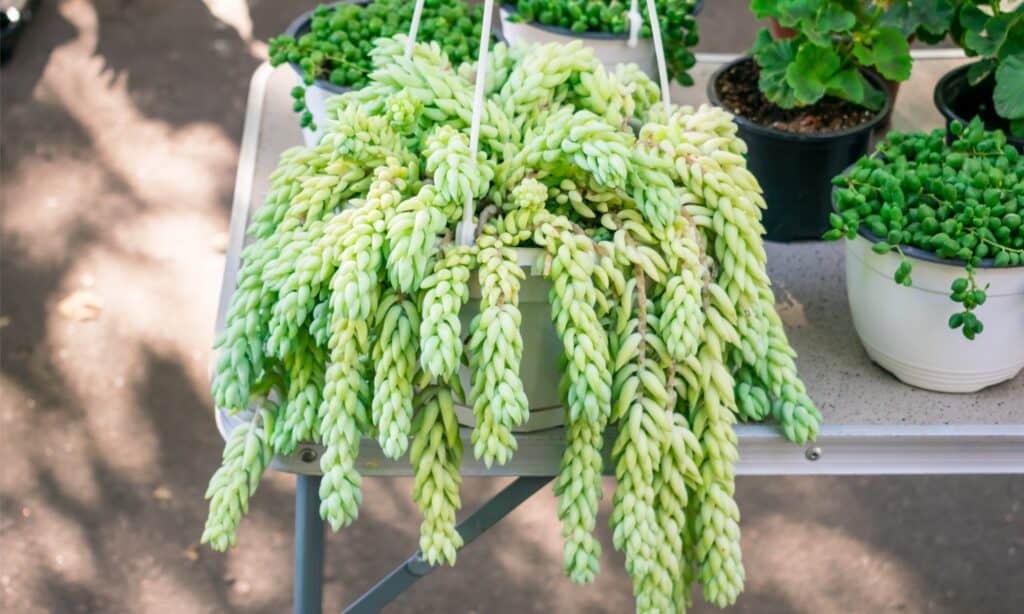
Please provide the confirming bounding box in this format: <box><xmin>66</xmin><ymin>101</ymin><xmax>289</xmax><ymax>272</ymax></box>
<box><xmin>215</xmin><ymin>52</ymin><xmax>1024</xmax><ymax>477</ymax></box>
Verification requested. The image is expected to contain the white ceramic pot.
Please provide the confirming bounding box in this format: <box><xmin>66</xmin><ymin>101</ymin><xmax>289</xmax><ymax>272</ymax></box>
<box><xmin>845</xmin><ymin>234</ymin><xmax>1024</xmax><ymax>392</ymax></box>
<box><xmin>498</xmin><ymin>6</ymin><xmax>656</xmax><ymax>78</ymax></box>
<box><xmin>452</xmin><ymin>247</ymin><xmax>566</xmax><ymax>432</ymax></box>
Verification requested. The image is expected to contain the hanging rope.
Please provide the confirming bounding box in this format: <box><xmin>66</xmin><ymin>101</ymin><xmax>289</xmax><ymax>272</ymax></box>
<box><xmin>405</xmin><ymin>0</ymin><xmax>426</xmax><ymax>58</ymax></box>
<box><xmin>457</xmin><ymin>0</ymin><xmax>495</xmax><ymax>246</ymax></box>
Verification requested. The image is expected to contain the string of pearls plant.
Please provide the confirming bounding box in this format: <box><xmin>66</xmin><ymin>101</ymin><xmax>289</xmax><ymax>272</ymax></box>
<box><xmin>204</xmin><ymin>35</ymin><xmax>820</xmax><ymax>611</ymax></box>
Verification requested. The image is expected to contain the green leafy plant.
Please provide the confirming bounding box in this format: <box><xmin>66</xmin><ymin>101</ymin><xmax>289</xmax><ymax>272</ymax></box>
<box><xmin>750</xmin><ymin>0</ymin><xmax>954</xmax><ymax>110</ymax></box>
<box><xmin>950</xmin><ymin>0</ymin><xmax>1024</xmax><ymax>136</ymax></box>
<box><xmin>205</xmin><ymin>37</ymin><xmax>820</xmax><ymax>612</ymax></box>
<box><xmin>505</xmin><ymin>0</ymin><xmax>701</xmax><ymax>85</ymax></box>
<box><xmin>825</xmin><ymin>118</ymin><xmax>1024</xmax><ymax>339</ymax></box>
<box><xmin>269</xmin><ymin>0</ymin><xmax>485</xmax><ymax>129</ymax></box>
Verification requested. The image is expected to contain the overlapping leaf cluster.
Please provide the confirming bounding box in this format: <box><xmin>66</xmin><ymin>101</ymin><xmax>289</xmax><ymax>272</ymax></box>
<box><xmin>205</xmin><ymin>36</ymin><xmax>819</xmax><ymax>611</ymax></box>
<box><xmin>749</xmin><ymin>0</ymin><xmax>955</xmax><ymax>110</ymax></box>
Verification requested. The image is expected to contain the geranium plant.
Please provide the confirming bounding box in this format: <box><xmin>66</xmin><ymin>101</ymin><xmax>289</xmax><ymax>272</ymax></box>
<box><xmin>950</xmin><ymin>0</ymin><xmax>1024</xmax><ymax>136</ymax></box>
<box><xmin>749</xmin><ymin>0</ymin><xmax>954</xmax><ymax>110</ymax></box>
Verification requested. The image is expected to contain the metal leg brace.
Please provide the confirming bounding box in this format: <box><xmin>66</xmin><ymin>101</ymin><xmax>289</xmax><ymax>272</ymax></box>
<box><xmin>341</xmin><ymin>476</ymin><xmax>554</xmax><ymax>614</ymax></box>
<box><xmin>295</xmin><ymin>474</ymin><xmax>326</xmax><ymax>614</ymax></box>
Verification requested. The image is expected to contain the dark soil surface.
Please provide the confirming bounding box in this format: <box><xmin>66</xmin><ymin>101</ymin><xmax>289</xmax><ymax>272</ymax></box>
<box><xmin>716</xmin><ymin>58</ymin><xmax>877</xmax><ymax>134</ymax></box>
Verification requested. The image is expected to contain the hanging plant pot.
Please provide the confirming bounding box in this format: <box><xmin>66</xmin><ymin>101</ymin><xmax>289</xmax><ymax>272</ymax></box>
<box><xmin>708</xmin><ymin>56</ymin><xmax>892</xmax><ymax>242</ymax></box>
<box><xmin>282</xmin><ymin>4</ymin><xmax>361</xmax><ymax>147</ymax></box>
<box><xmin>844</xmin><ymin>233</ymin><xmax>1024</xmax><ymax>393</ymax></box>
<box><xmin>498</xmin><ymin>1</ymin><xmax>702</xmax><ymax>79</ymax></box>
<box><xmin>934</xmin><ymin>63</ymin><xmax>1024</xmax><ymax>152</ymax></box>
<box><xmin>498</xmin><ymin>5</ymin><xmax>656</xmax><ymax>76</ymax></box>
<box><xmin>453</xmin><ymin>247</ymin><xmax>565</xmax><ymax>432</ymax></box>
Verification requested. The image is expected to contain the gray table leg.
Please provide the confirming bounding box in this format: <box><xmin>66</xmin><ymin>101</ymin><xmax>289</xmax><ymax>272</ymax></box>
<box><xmin>342</xmin><ymin>476</ymin><xmax>553</xmax><ymax>614</ymax></box>
<box><xmin>295</xmin><ymin>474</ymin><xmax>325</xmax><ymax>614</ymax></box>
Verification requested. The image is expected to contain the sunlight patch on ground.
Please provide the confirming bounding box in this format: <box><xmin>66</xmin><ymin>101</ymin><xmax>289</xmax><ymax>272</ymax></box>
<box><xmin>744</xmin><ymin>512</ymin><xmax>931</xmax><ymax>613</ymax></box>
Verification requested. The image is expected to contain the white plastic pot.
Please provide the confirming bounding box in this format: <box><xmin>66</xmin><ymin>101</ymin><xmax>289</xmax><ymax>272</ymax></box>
<box><xmin>453</xmin><ymin>247</ymin><xmax>566</xmax><ymax>432</ymax></box>
<box><xmin>498</xmin><ymin>6</ymin><xmax>656</xmax><ymax>78</ymax></box>
<box><xmin>296</xmin><ymin>82</ymin><xmax>347</xmax><ymax>147</ymax></box>
<box><xmin>845</xmin><ymin>234</ymin><xmax>1024</xmax><ymax>392</ymax></box>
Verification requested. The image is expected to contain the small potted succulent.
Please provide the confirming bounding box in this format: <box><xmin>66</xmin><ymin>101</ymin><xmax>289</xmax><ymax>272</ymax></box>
<box><xmin>709</xmin><ymin>1</ymin><xmax>921</xmax><ymax>242</ymax></box>
<box><xmin>934</xmin><ymin>1</ymin><xmax>1024</xmax><ymax>151</ymax></box>
<box><xmin>269</xmin><ymin>0</ymin><xmax>485</xmax><ymax>144</ymax></box>
<box><xmin>826</xmin><ymin>119</ymin><xmax>1024</xmax><ymax>392</ymax></box>
<box><xmin>499</xmin><ymin>0</ymin><xmax>701</xmax><ymax>84</ymax></box>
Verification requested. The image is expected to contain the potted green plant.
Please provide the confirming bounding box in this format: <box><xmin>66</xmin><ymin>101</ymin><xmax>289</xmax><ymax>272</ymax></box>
<box><xmin>709</xmin><ymin>0</ymin><xmax>922</xmax><ymax>241</ymax></box>
<box><xmin>268</xmin><ymin>0</ymin><xmax>486</xmax><ymax>144</ymax></box>
<box><xmin>934</xmin><ymin>0</ymin><xmax>1024</xmax><ymax>151</ymax></box>
<box><xmin>825</xmin><ymin>119</ymin><xmax>1024</xmax><ymax>392</ymax></box>
<box><xmin>499</xmin><ymin>0</ymin><xmax>701</xmax><ymax>83</ymax></box>
<box><xmin>205</xmin><ymin>37</ymin><xmax>820</xmax><ymax>611</ymax></box>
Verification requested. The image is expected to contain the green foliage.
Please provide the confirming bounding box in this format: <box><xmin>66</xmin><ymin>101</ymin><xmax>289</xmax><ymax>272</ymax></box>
<box><xmin>750</xmin><ymin>0</ymin><xmax>955</xmax><ymax>110</ymax></box>
<box><xmin>505</xmin><ymin>0</ymin><xmax>701</xmax><ymax>85</ymax></box>
<box><xmin>825</xmin><ymin>119</ymin><xmax>1024</xmax><ymax>339</ymax></box>
<box><xmin>207</xmin><ymin>38</ymin><xmax>819</xmax><ymax>612</ymax></box>
<box><xmin>270</xmin><ymin>0</ymin><xmax>487</xmax><ymax>130</ymax></box>
<box><xmin>950</xmin><ymin>1</ymin><xmax>1024</xmax><ymax>135</ymax></box>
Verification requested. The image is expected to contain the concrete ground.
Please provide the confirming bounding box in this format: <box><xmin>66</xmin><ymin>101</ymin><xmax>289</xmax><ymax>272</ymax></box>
<box><xmin>1</xmin><ymin>1</ymin><xmax>1021</xmax><ymax>612</ymax></box>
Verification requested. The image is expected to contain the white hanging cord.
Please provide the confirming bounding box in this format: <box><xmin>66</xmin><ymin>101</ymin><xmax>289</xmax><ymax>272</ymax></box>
<box><xmin>644</xmin><ymin>0</ymin><xmax>671</xmax><ymax>108</ymax></box>
<box><xmin>405</xmin><ymin>0</ymin><xmax>426</xmax><ymax>58</ymax></box>
<box><xmin>457</xmin><ymin>0</ymin><xmax>495</xmax><ymax>246</ymax></box>
<box><xmin>628</xmin><ymin>0</ymin><xmax>642</xmax><ymax>48</ymax></box>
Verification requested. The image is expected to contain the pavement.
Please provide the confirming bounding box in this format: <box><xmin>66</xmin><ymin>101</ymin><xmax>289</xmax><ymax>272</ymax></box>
<box><xmin>1</xmin><ymin>1</ymin><xmax>1021</xmax><ymax>613</ymax></box>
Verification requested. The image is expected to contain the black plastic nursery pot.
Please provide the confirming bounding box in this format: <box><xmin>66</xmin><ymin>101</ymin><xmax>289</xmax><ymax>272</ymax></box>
<box><xmin>708</xmin><ymin>56</ymin><xmax>893</xmax><ymax>243</ymax></box>
<box><xmin>934</xmin><ymin>62</ymin><xmax>1024</xmax><ymax>153</ymax></box>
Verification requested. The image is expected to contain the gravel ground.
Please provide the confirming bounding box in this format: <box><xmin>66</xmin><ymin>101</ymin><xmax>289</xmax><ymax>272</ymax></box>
<box><xmin>1</xmin><ymin>1</ymin><xmax>1021</xmax><ymax>613</ymax></box>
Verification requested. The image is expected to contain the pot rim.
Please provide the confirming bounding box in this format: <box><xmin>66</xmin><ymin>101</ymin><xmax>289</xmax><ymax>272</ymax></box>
<box><xmin>933</xmin><ymin>61</ymin><xmax>1024</xmax><ymax>147</ymax></box>
<box><xmin>282</xmin><ymin>1</ymin><xmax>367</xmax><ymax>95</ymax></box>
<box><xmin>499</xmin><ymin>0</ymin><xmax>703</xmax><ymax>41</ymax></box>
<box><xmin>832</xmin><ymin>163</ymin><xmax>1023</xmax><ymax>270</ymax></box>
<box><xmin>707</xmin><ymin>55</ymin><xmax>894</xmax><ymax>141</ymax></box>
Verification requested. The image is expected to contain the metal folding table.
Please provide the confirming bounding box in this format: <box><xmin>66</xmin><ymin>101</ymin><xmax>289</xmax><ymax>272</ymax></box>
<box><xmin>213</xmin><ymin>51</ymin><xmax>1024</xmax><ymax>614</ymax></box>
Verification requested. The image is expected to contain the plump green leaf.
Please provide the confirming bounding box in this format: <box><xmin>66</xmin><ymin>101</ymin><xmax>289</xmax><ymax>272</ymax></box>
<box><xmin>825</xmin><ymin>67</ymin><xmax>864</xmax><ymax>103</ymax></box>
<box><xmin>994</xmin><ymin>54</ymin><xmax>1024</xmax><ymax>121</ymax></box>
<box><xmin>959</xmin><ymin>4</ymin><xmax>989</xmax><ymax>34</ymax></box>
<box><xmin>785</xmin><ymin>43</ymin><xmax>840</xmax><ymax>105</ymax></box>
<box><xmin>881</xmin><ymin>0</ymin><xmax>955</xmax><ymax>37</ymax></box>
<box><xmin>870</xmin><ymin>27</ymin><xmax>912</xmax><ymax>81</ymax></box>
<box><xmin>815</xmin><ymin>2</ymin><xmax>855</xmax><ymax>33</ymax></box>
<box><xmin>753</xmin><ymin>29</ymin><xmax>800</xmax><ymax>108</ymax></box>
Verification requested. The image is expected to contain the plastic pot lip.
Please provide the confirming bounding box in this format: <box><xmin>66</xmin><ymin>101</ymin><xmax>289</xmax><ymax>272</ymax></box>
<box><xmin>831</xmin><ymin>163</ymin><xmax>1022</xmax><ymax>270</ymax></box>
<box><xmin>499</xmin><ymin>0</ymin><xmax>703</xmax><ymax>40</ymax></box>
<box><xmin>933</xmin><ymin>60</ymin><xmax>971</xmax><ymax>124</ymax></box>
<box><xmin>933</xmin><ymin>61</ymin><xmax>1024</xmax><ymax>148</ymax></box>
<box><xmin>707</xmin><ymin>55</ymin><xmax>893</xmax><ymax>142</ymax></box>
